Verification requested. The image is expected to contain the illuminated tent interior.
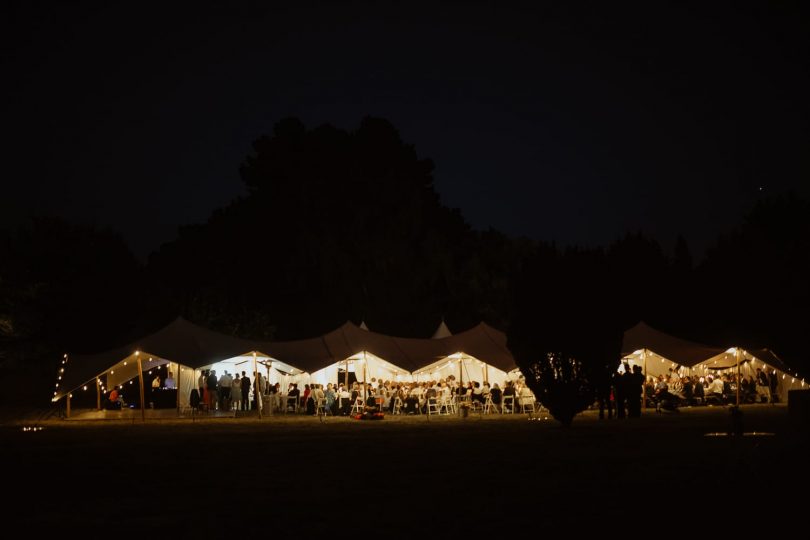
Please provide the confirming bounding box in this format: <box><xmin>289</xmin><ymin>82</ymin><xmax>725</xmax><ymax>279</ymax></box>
<box><xmin>261</xmin><ymin>321</ymin><xmax>517</xmax><ymax>387</ymax></box>
<box><xmin>412</xmin><ymin>352</ymin><xmax>511</xmax><ymax>387</ymax></box>
<box><xmin>412</xmin><ymin>320</ymin><xmax>516</xmax><ymax>386</ymax></box>
<box><xmin>207</xmin><ymin>354</ymin><xmax>308</xmax><ymax>392</ymax></box>
<box><xmin>621</xmin><ymin>322</ymin><xmax>806</xmax><ymax>402</ymax></box>
<box><xmin>53</xmin><ymin>317</ymin><xmax>306</xmax><ymax>407</ymax></box>
<box><xmin>691</xmin><ymin>348</ymin><xmax>807</xmax><ymax>402</ymax></box>
<box><xmin>621</xmin><ymin>322</ymin><xmax>724</xmax><ymax>378</ymax></box>
<box><xmin>54</xmin><ymin>318</ymin><xmax>519</xmax><ymax>409</ymax></box>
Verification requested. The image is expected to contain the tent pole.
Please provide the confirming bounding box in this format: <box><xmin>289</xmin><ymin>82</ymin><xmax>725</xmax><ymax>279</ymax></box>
<box><xmin>363</xmin><ymin>351</ymin><xmax>368</xmax><ymax>401</ymax></box>
<box><xmin>345</xmin><ymin>358</ymin><xmax>349</xmax><ymax>388</ymax></box>
<box><xmin>484</xmin><ymin>363</ymin><xmax>489</xmax><ymax>385</ymax></box>
<box><xmin>459</xmin><ymin>357</ymin><xmax>463</xmax><ymax>387</ymax></box>
<box><xmin>137</xmin><ymin>352</ymin><xmax>146</xmax><ymax>422</ymax></box>
<box><xmin>642</xmin><ymin>349</ymin><xmax>647</xmax><ymax>410</ymax></box>
<box><xmin>96</xmin><ymin>376</ymin><xmax>101</xmax><ymax>411</ymax></box>
<box><xmin>66</xmin><ymin>393</ymin><xmax>71</xmax><ymax>419</ymax></box>
<box><xmin>176</xmin><ymin>364</ymin><xmax>180</xmax><ymax>416</ymax></box>
<box><xmin>735</xmin><ymin>348</ymin><xmax>741</xmax><ymax>407</ymax></box>
<box><xmin>254</xmin><ymin>352</ymin><xmax>262</xmax><ymax>419</ymax></box>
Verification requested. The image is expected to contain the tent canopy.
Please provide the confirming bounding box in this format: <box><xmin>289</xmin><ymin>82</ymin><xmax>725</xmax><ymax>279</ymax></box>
<box><xmin>57</xmin><ymin>318</ymin><xmax>518</xmax><ymax>401</ymax></box>
<box><xmin>55</xmin><ymin>317</ymin><xmax>280</xmax><ymax>401</ymax></box>
<box><xmin>622</xmin><ymin>322</ymin><xmax>724</xmax><ymax>368</ymax></box>
<box><xmin>431</xmin><ymin>320</ymin><xmax>452</xmax><ymax>339</ymax></box>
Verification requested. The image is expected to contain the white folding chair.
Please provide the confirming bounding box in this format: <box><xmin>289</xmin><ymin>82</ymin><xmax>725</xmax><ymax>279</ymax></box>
<box><xmin>350</xmin><ymin>397</ymin><xmax>364</xmax><ymax>415</ymax></box>
<box><xmin>392</xmin><ymin>397</ymin><xmax>403</xmax><ymax>415</ymax></box>
<box><xmin>483</xmin><ymin>395</ymin><xmax>499</xmax><ymax>414</ymax></box>
<box><xmin>315</xmin><ymin>397</ymin><xmax>330</xmax><ymax>416</ymax></box>
<box><xmin>501</xmin><ymin>395</ymin><xmax>515</xmax><ymax>414</ymax></box>
<box><xmin>426</xmin><ymin>396</ymin><xmax>440</xmax><ymax>415</ymax></box>
<box><xmin>285</xmin><ymin>395</ymin><xmax>298</xmax><ymax>414</ymax></box>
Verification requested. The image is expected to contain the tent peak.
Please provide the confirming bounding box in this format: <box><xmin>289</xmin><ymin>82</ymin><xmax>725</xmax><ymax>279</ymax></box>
<box><xmin>431</xmin><ymin>320</ymin><xmax>452</xmax><ymax>339</ymax></box>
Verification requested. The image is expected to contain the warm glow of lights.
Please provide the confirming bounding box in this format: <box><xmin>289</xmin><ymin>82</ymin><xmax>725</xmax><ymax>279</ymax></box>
<box><xmin>135</xmin><ymin>351</ymin><xmax>140</xmax><ymax>356</ymax></box>
<box><xmin>83</xmin><ymin>386</ymin><xmax>87</xmax><ymax>391</ymax></box>
<box><xmin>111</xmin><ymin>370</ymin><xmax>114</xmax><ymax>374</ymax></box>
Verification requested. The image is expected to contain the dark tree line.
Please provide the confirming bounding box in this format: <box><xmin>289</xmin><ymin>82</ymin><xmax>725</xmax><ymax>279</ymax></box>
<box><xmin>1</xmin><ymin>118</ymin><xmax>808</xmax><ymax>410</ymax></box>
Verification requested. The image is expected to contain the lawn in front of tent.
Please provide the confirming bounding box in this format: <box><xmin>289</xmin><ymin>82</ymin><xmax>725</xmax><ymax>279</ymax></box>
<box><xmin>2</xmin><ymin>405</ymin><xmax>806</xmax><ymax>534</ymax></box>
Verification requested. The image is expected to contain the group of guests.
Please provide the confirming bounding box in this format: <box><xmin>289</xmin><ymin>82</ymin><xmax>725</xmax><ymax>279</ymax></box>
<box><xmin>193</xmin><ymin>369</ymin><xmax>265</xmax><ymax>412</ymax></box>
<box><xmin>644</xmin><ymin>366</ymin><xmax>778</xmax><ymax>408</ymax></box>
<box><xmin>600</xmin><ymin>363</ymin><xmax>779</xmax><ymax>419</ymax></box>
<box><xmin>265</xmin><ymin>378</ymin><xmax>536</xmax><ymax>416</ymax></box>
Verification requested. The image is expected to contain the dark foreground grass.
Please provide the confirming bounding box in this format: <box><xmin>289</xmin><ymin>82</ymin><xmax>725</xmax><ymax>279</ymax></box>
<box><xmin>2</xmin><ymin>405</ymin><xmax>807</xmax><ymax>535</ymax></box>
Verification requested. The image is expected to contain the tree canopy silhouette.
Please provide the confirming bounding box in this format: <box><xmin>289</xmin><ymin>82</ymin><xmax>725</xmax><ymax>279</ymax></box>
<box><xmin>149</xmin><ymin>117</ymin><xmax>510</xmax><ymax>338</ymax></box>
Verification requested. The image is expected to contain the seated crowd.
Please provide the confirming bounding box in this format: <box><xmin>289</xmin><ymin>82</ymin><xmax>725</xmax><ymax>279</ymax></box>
<box><xmin>643</xmin><ymin>368</ymin><xmax>777</xmax><ymax>410</ymax></box>
<box><xmin>232</xmin><ymin>377</ymin><xmax>538</xmax><ymax>416</ymax></box>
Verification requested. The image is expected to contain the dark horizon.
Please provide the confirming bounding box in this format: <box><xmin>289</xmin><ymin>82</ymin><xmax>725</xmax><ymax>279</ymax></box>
<box><xmin>3</xmin><ymin>2</ymin><xmax>808</xmax><ymax>260</ymax></box>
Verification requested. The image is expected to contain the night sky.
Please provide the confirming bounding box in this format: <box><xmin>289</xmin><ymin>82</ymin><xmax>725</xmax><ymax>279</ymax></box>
<box><xmin>2</xmin><ymin>2</ymin><xmax>808</xmax><ymax>260</ymax></box>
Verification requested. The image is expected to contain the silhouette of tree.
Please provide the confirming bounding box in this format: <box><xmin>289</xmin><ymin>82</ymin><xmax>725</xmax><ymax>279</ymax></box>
<box><xmin>508</xmin><ymin>244</ymin><xmax>623</xmax><ymax>426</ymax></box>
<box><xmin>695</xmin><ymin>193</ymin><xmax>810</xmax><ymax>373</ymax></box>
<box><xmin>0</xmin><ymin>217</ymin><xmax>145</xmax><ymax>405</ymax></box>
<box><xmin>149</xmin><ymin>116</ymin><xmax>496</xmax><ymax>339</ymax></box>
<box><xmin>521</xmin><ymin>351</ymin><xmax>596</xmax><ymax>427</ymax></box>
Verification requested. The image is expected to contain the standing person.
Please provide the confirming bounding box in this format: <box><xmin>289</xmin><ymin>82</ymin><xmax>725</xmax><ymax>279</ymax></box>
<box><xmin>755</xmin><ymin>368</ymin><xmax>771</xmax><ymax>404</ymax></box>
<box><xmin>240</xmin><ymin>371</ymin><xmax>251</xmax><ymax>411</ymax></box>
<box><xmin>202</xmin><ymin>370</ymin><xmax>210</xmax><ymax>411</ymax></box>
<box><xmin>596</xmin><ymin>371</ymin><xmax>613</xmax><ymax>420</ymax></box>
<box><xmin>151</xmin><ymin>374</ymin><xmax>161</xmax><ymax>406</ymax></box>
<box><xmin>253</xmin><ymin>371</ymin><xmax>264</xmax><ymax>411</ymax></box>
<box><xmin>768</xmin><ymin>369</ymin><xmax>779</xmax><ymax>404</ymax></box>
<box><xmin>627</xmin><ymin>365</ymin><xmax>645</xmax><ymax>417</ymax></box>
<box><xmin>219</xmin><ymin>370</ymin><xmax>233</xmax><ymax>411</ymax></box>
<box><xmin>207</xmin><ymin>370</ymin><xmax>219</xmax><ymax>411</ymax></box>
<box><xmin>325</xmin><ymin>383</ymin><xmax>337</xmax><ymax>415</ymax></box>
<box><xmin>198</xmin><ymin>370</ymin><xmax>206</xmax><ymax>407</ymax></box>
<box><xmin>613</xmin><ymin>368</ymin><xmax>626</xmax><ymax>419</ymax></box>
<box><xmin>231</xmin><ymin>373</ymin><xmax>242</xmax><ymax>411</ymax></box>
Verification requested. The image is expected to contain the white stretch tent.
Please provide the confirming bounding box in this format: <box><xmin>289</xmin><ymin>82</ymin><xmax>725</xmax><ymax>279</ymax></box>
<box><xmin>309</xmin><ymin>351</ymin><xmax>411</xmax><ymax>387</ymax></box>
<box><xmin>412</xmin><ymin>352</ymin><xmax>509</xmax><ymax>387</ymax></box>
<box><xmin>691</xmin><ymin>348</ymin><xmax>806</xmax><ymax>403</ymax></box>
<box><xmin>621</xmin><ymin>322</ymin><xmax>725</xmax><ymax>379</ymax></box>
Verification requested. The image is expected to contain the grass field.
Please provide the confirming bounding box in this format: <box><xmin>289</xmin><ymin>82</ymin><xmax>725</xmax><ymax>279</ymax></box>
<box><xmin>2</xmin><ymin>404</ymin><xmax>807</xmax><ymax>535</ymax></box>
